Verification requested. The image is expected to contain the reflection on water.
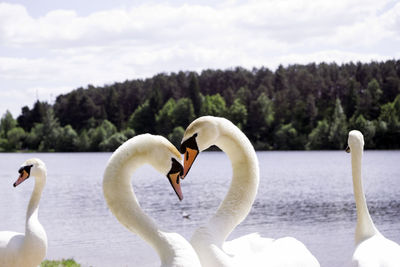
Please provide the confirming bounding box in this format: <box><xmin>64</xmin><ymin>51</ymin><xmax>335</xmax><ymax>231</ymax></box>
<box><xmin>0</xmin><ymin>151</ymin><xmax>399</xmax><ymax>267</ymax></box>
<box><xmin>250</xmin><ymin>199</ymin><xmax>400</xmax><ymax>224</ymax></box>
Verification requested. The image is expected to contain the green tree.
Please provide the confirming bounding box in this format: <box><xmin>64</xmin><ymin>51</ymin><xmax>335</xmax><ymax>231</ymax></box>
<box><xmin>378</xmin><ymin>95</ymin><xmax>400</xmax><ymax>127</ymax></box>
<box><xmin>382</xmin><ymin>76</ymin><xmax>400</xmax><ymax>103</ymax></box>
<box><xmin>222</xmin><ymin>86</ymin><xmax>235</xmax><ymax>106</ymax></box>
<box><xmin>98</xmin><ymin>128</ymin><xmax>135</xmax><ymax>152</ymax></box>
<box><xmin>156</xmin><ymin>99</ymin><xmax>176</xmax><ymax>136</ymax></box>
<box><xmin>56</xmin><ymin>125</ymin><xmax>78</xmax><ymax>151</ymax></box>
<box><xmin>156</xmin><ymin>98</ymin><xmax>195</xmax><ymax>135</ymax></box>
<box><xmin>188</xmin><ymin>73</ymin><xmax>202</xmax><ymax>116</ymax></box>
<box><xmin>17</xmin><ymin>101</ymin><xmax>50</xmax><ymax>131</ymax></box>
<box><xmin>306</xmin><ymin>99</ymin><xmax>348</xmax><ymax>149</ymax></box>
<box><xmin>5</xmin><ymin>60</ymin><xmax>400</xmax><ymax>151</ymax></box>
<box><xmin>39</xmin><ymin>108</ymin><xmax>62</xmax><ymax>151</ymax></box>
<box><xmin>149</xmin><ymin>86</ymin><xmax>164</xmax><ymax>114</ymax></box>
<box><xmin>256</xmin><ymin>93</ymin><xmax>274</xmax><ymax>129</ymax></box>
<box><xmin>172</xmin><ymin>98</ymin><xmax>195</xmax><ymax>129</ymax></box>
<box><xmin>7</xmin><ymin>127</ymin><xmax>26</xmax><ymax>151</ymax></box>
<box><xmin>328</xmin><ymin>99</ymin><xmax>348</xmax><ymax>149</ymax></box>
<box><xmin>17</xmin><ymin>106</ymin><xmax>33</xmax><ymax>131</ymax></box>
<box><xmin>54</xmin><ymin>90</ymin><xmax>99</xmax><ymax>130</ymax></box>
<box><xmin>99</xmin><ymin>132</ymin><xmax>128</xmax><ymax>151</ymax></box>
<box><xmin>77</xmin><ymin>94</ymin><xmax>99</xmax><ymax>129</ymax></box>
<box><xmin>342</xmin><ymin>79</ymin><xmax>360</xmax><ymax>118</ymax></box>
<box><xmin>245</xmin><ymin>93</ymin><xmax>274</xmax><ymax>148</ymax></box>
<box><xmin>88</xmin><ymin>120</ymin><xmax>117</xmax><ymax>151</ymax></box>
<box><xmin>307</xmin><ymin>119</ymin><xmax>330</xmax><ymax>150</ymax></box>
<box><xmin>349</xmin><ymin>114</ymin><xmax>376</xmax><ymax>148</ymax></box>
<box><xmin>17</xmin><ymin>108</ymin><xmax>61</xmax><ymax>151</ymax></box>
<box><xmin>75</xmin><ymin>130</ymin><xmax>90</xmax><ymax>152</ymax></box>
<box><xmin>375</xmin><ymin>95</ymin><xmax>400</xmax><ymax>148</ymax></box>
<box><xmin>0</xmin><ymin>110</ymin><xmax>28</xmax><ymax>151</ymax></box>
<box><xmin>236</xmin><ymin>86</ymin><xmax>252</xmax><ymax>107</ymax></box>
<box><xmin>168</xmin><ymin>126</ymin><xmax>185</xmax><ymax>148</ymax></box>
<box><xmin>0</xmin><ymin>138</ymin><xmax>8</xmax><ymax>152</ymax></box>
<box><xmin>274</xmin><ymin>123</ymin><xmax>301</xmax><ymax>150</ymax></box>
<box><xmin>0</xmin><ymin>110</ymin><xmax>17</xmax><ymax>139</ymax></box>
<box><xmin>128</xmin><ymin>101</ymin><xmax>155</xmax><ymax>134</ymax></box>
<box><xmin>105</xmin><ymin>88</ymin><xmax>123</xmax><ymax>129</ymax></box>
<box><xmin>121</xmin><ymin>128</ymin><xmax>135</xmax><ymax>139</ymax></box>
<box><xmin>304</xmin><ymin>94</ymin><xmax>318</xmax><ymax>131</ymax></box>
<box><xmin>274</xmin><ymin>65</ymin><xmax>289</xmax><ymax>92</ymax></box>
<box><xmin>368</xmin><ymin>79</ymin><xmax>383</xmax><ymax>114</ymax></box>
<box><xmin>26</xmin><ymin>123</ymin><xmax>44</xmax><ymax>150</ymax></box>
<box><xmin>200</xmin><ymin>94</ymin><xmax>227</xmax><ymax>117</ymax></box>
<box><xmin>226</xmin><ymin>98</ymin><xmax>247</xmax><ymax>130</ymax></box>
<box><xmin>356</xmin><ymin>79</ymin><xmax>382</xmax><ymax>120</ymax></box>
<box><xmin>273</xmin><ymin>65</ymin><xmax>291</xmax><ymax>123</ymax></box>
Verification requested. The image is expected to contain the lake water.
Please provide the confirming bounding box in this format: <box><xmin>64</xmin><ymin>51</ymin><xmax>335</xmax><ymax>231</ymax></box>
<box><xmin>0</xmin><ymin>151</ymin><xmax>399</xmax><ymax>267</ymax></box>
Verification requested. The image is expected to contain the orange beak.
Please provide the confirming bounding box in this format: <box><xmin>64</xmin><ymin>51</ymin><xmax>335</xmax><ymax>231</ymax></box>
<box><xmin>167</xmin><ymin>172</ymin><xmax>183</xmax><ymax>201</ymax></box>
<box><xmin>182</xmin><ymin>147</ymin><xmax>199</xmax><ymax>178</ymax></box>
<box><xmin>14</xmin><ymin>169</ymin><xmax>29</xmax><ymax>187</ymax></box>
<box><xmin>167</xmin><ymin>158</ymin><xmax>184</xmax><ymax>201</ymax></box>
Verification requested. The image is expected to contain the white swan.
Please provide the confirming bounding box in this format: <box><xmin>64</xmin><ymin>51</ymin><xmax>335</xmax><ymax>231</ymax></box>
<box><xmin>346</xmin><ymin>130</ymin><xmax>400</xmax><ymax>266</ymax></box>
<box><xmin>102</xmin><ymin>134</ymin><xmax>201</xmax><ymax>267</ymax></box>
<box><xmin>0</xmin><ymin>158</ymin><xmax>48</xmax><ymax>267</ymax></box>
<box><xmin>180</xmin><ymin>116</ymin><xmax>320</xmax><ymax>267</ymax></box>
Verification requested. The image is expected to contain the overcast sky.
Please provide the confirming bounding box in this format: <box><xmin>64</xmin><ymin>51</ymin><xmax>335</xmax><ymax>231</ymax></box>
<box><xmin>1</xmin><ymin>0</ymin><xmax>399</xmax><ymax>117</ymax></box>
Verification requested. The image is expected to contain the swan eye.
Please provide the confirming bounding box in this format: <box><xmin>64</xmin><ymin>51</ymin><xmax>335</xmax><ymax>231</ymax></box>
<box><xmin>180</xmin><ymin>133</ymin><xmax>198</xmax><ymax>154</ymax></box>
<box><xmin>18</xmin><ymin>165</ymin><xmax>33</xmax><ymax>175</ymax></box>
<box><xmin>168</xmin><ymin>158</ymin><xmax>183</xmax><ymax>176</ymax></box>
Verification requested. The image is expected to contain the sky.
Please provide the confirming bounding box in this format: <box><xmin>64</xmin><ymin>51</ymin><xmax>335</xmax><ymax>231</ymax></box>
<box><xmin>1</xmin><ymin>0</ymin><xmax>399</xmax><ymax>117</ymax></box>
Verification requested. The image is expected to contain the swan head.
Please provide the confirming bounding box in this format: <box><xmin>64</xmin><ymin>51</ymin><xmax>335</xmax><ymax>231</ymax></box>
<box><xmin>13</xmin><ymin>158</ymin><xmax>46</xmax><ymax>187</ymax></box>
<box><xmin>346</xmin><ymin>130</ymin><xmax>364</xmax><ymax>153</ymax></box>
<box><xmin>133</xmin><ymin>134</ymin><xmax>183</xmax><ymax>200</ymax></box>
<box><xmin>180</xmin><ymin>116</ymin><xmax>219</xmax><ymax>177</ymax></box>
<box><xmin>147</xmin><ymin>135</ymin><xmax>184</xmax><ymax>201</ymax></box>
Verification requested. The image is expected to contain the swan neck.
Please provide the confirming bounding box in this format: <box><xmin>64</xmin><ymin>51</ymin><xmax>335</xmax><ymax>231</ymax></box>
<box><xmin>351</xmin><ymin>148</ymin><xmax>378</xmax><ymax>244</ymax></box>
<box><xmin>103</xmin><ymin>149</ymin><xmax>175</xmax><ymax>263</ymax></box>
<box><xmin>26</xmin><ymin>175</ymin><xmax>45</xmax><ymax>227</ymax></box>
<box><xmin>205</xmin><ymin>121</ymin><xmax>259</xmax><ymax>246</ymax></box>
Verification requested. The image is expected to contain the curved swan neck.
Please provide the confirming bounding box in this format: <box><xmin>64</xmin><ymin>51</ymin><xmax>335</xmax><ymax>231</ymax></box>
<box><xmin>22</xmin><ymin>171</ymin><xmax>47</xmax><ymax>264</ymax></box>
<box><xmin>351</xmin><ymin>147</ymin><xmax>378</xmax><ymax>244</ymax></box>
<box><xmin>202</xmin><ymin>119</ymin><xmax>259</xmax><ymax>246</ymax></box>
<box><xmin>26</xmin><ymin>174</ymin><xmax>45</xmax><ymax>227</ymax></box>
<box><xmin>103</xmin><ymin>140</ymin><xmax>177</xmax><ymax>264</ymax></box>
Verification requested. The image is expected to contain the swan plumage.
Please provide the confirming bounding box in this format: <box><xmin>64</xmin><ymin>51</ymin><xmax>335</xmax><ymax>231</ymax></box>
<box><xmin>180</xmin><ymin>116</ymin><xmax>320</xmax><ymax>267</ymax></box>
<box><xmin>0</xmin><ymin>158</ymin><xmax>47</xmax><ymax>267</ymax></box>
<box><xmin>102</xmin><ymin>134</ymin><xmax>201</xmax><ymax>267</ymax></box>
<box><xmin>347</xmin><ymin>130</ymin><xmax>400</xmax><ymax>266</ymax></box>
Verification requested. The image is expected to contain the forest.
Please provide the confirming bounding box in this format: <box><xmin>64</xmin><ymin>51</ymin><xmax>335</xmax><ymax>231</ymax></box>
<box><xmin>1</xmin><ymin>60</ymin><xmax>400</xmax><ymax>152</ymax></box>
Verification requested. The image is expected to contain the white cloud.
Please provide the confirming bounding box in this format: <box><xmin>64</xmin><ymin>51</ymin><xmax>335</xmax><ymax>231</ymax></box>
<box><xmin>0</xmin><ymin>0</ymin><xmax>399</xmax><ymax>117</ymax></box>
<box><xmin>0</xmin><ymin>1</ymin><xmax>390</xmax><ymax>48</ymax></box>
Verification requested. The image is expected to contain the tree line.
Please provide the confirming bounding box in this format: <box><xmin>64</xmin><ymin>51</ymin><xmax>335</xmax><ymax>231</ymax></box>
<box><xmin>1</xmin><ymin>60</ymin><xmax>400</xmax><ymax>152</ymax></box>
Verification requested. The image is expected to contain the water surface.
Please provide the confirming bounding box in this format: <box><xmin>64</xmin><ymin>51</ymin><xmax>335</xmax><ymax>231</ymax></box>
<box><xmin>0</xmin><ymin>151</ymin><xmax>399</xmax><ymax>267</ymax></box>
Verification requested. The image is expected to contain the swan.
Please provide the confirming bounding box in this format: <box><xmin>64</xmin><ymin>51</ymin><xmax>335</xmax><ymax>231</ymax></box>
<box><xmin>180</xmin><ymin>116</ymin><xmax>320</xmax><ymax>267</ymax></box>
<box><xmin>102</xmin><ymin>134</ymin><xmax>201</xmax><ymax>267</ymax></box>
<box><xmin>0</xmin><ymin>158</ymin><xmax>48</xmax><ymax>267</ymax></box>
<box><xmin>346</xmin><ymin>130</ymin><xmax>400</xmax><ymax>266</ymax></box>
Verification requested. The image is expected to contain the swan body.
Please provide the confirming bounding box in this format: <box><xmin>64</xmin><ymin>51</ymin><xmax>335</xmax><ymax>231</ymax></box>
<box><xmin>0</xmin><ymin>158</ymin><xmax>47</xmax><ymax>267</ymax></box>
<box><xmin>347</xmin><ymin>130</ymin><xmax>400</xmax><ymax>267</ymax></box>
<box><xmin>180</xmin><ymin>116</ymin><xmax>320</xmax><ymax>267</ymax></box>
<box><xmin>102</xmin><ymin>134</ymin><xmax>201</xmax><ymax>267</ymax></box>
